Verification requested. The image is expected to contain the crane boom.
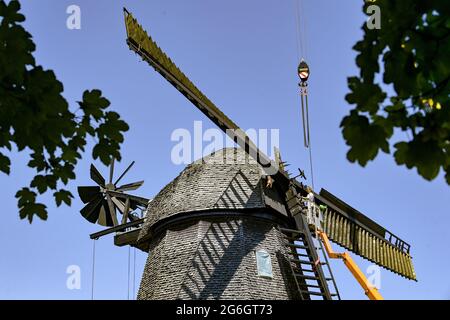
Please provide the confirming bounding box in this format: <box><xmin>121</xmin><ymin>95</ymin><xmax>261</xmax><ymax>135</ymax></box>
<box><xmin>318</xmin><ymin>231</ymin><xmax>383</xmax><ymax>300</ymax></box>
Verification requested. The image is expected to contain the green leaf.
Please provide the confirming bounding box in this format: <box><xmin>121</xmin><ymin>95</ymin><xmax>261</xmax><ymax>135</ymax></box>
<box><xmin>344</xmin><ymin>1</ymin><xmax>450</xmax><ymax>185</ymax></box>
<box><xmin>54</xmin><ymin>190</ymin><xmax>73</xmax><ymax>207</ymax></box>
<box><xmin>341</xmin><ymin>112</ymin><xmax>390</xmax><ymax>166</ymax></box>
<box><xmin>19</xmin><ymin>203</ymin><xmax>48</xmax><ymax>223</ymax></box>
<box><xmin>61</xmin><ymin>148</ymin><xmax>80</xmax><ymax>164</ymax></box>
<box><xmin>394</xmin><ymin>140</ymin><xmax>444</xmax><ymax>181</ymax></box>
<box><xmin>79</xmin><ymin>90</ymin><xmax>111</xmax><ymax>120</ymax></box>
<box><xmin>15</xmin><ymin>187</ymin><xmax>47</xmax><ymax>222</ymax></box>
<box><xmin>30</xmin><ymin>175</ymin><xmax>48</xmax><ymax>194</ymax></box>
<box><xmin>0</xmin><ymin>0</ymin><xmax>25</xmax><ymax>24</ymax></box>
<box><xmin>15</xmin><ymin>187</ymin><xmax>36</xmax><ymax>208</ymax></box>
<box><xmin>92</xmin><ymin>141</ymin><xmax>115</xmax><ymax>165</ymax></box>
<box><xmin>0</xmin><ymin>152</ymin><xmax>11</xmax><ymax>174</ymax></box>
<box><xmin>55</xmin><ymin>163</ymin><xmax>76</xmax><ymax>185</ymax></box>
<box><xmin>0</xmin><ymin>0</ymin><xmax>129</xmax><ymax>222</ymax></box>
<box><xmin>445</xmin><ymin>167</ymin><xmax>450</xmax><ymax>185</ymax></box>
<box><xmin>346</xmin><ymin>77</ymin><xmax>386</xmax><ymax>114</ymax></box>
<box><xmin>27</xmin><ymin>151</ymin><xmax>48</xmax><ymax>171</ymax></box>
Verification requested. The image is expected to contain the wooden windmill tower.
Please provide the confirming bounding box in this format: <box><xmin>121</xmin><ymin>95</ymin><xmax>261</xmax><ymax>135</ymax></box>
<box><xmin>76</xmin><ymin>8</ymin><xmax>416</xmax><ymax>300</ymax></box>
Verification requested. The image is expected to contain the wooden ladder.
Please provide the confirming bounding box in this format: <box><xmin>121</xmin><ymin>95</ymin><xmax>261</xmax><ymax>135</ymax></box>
<box><xmin>281</xmin><ymin>185</ymin><xmax>340</xmax><ymax>300</ymax></box>
<box><xmin>280</xmin><ymin>224</ymin><xmax>339</xmax><ymax>300</ymax></box>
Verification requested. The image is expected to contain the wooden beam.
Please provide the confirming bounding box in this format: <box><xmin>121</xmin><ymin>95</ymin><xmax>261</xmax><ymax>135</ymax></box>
<box><xmin>89</xmin><ymin>218</ymin><xmax>144</xmax><ymax>239</ymax></box>
<box><xmin>106</xmin><ymin>190</ymin><xmax>149</xmax><ymax>206</ymax></box>
<box><xmin>121</xmin><ymin>197</ymin><xmax>131</xmax><ymax>225</ymax></box>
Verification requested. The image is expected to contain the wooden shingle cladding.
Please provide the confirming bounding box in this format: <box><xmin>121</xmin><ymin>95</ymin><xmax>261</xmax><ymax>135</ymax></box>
<box><xmin>138</xmin><ymin>148</ymin><xmax>271</xmax><ymax>242</ymax></box>
<box><xmin>138</xmin><ymin>217</ymin><xmax>300</xmax><ymax>300</ymax></box>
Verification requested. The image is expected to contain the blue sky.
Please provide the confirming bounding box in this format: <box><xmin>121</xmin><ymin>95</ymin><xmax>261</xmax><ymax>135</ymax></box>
<box><xmin>0</xmin><ymin>0</ymin><xmax>449</xmax><ymax>300</ymax></box>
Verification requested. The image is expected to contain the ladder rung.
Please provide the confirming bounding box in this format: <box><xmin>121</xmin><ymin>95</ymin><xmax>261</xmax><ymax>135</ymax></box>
<box><xmin>298</xmin><ymin>268</ymin><xmax>315</xmax><ymax>273</ymax></box>
<box><xmin>294</xmin><ymin>274</ymin><xmax>319</xmax><ymax>281</ymax></box>
<box><xmin>300</xmin><ymin>290</ymin><xmax>326</xmax><ymax>297</ymax></box>
<box><xmin>287</xmin><ymin>243</ymin><xmax>309</xmax><ymax>250</ymax></box>
<box><xmin>289</xmin><ymin>258</ymin><xmax>314</xmax><ymax>265</ymax></box>
<box><xmin>297</xmin><ymin>253</ymin><xmax>311</xmax><ymax>258</ymax></box>
<box><xmin>299</xmin><ymin>284</ymin><xmax>321</xmax><ymax>289</ymax></box>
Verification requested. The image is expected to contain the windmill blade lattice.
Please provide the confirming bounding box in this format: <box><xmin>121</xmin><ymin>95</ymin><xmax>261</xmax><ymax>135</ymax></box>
<box><xmin>77</xmin><ymin>161</ymin><xmax>146</xmax><ymax>227</ymax></box>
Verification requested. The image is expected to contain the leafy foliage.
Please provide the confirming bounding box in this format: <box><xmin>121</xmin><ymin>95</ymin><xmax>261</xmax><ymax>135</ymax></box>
<box><xmin>343</xmin><ymin>0</ymin><xmax>450</xmax><ymax>184</ymax></box>
<box><xmin>0</xmin><ymin>1</ymin><xmax>129</xmax><ymax>222</ymax></box>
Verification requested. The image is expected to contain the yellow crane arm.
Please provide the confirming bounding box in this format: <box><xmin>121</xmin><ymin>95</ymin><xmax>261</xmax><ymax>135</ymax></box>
<box><xmin>317</xmin><ymin>231</ymin><xmax>383</xmax><ymax>300</ymax></box>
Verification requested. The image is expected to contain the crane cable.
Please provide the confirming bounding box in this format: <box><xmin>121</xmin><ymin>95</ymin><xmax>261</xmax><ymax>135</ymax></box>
<box><xmin>91</xmin><ymin>239</ymin><xmax>97</xmax><ymax>300</ymax></box>
<box><xmin>91</xmin><ymin>239</ymin><xmax>137</xmax><ymax>300</ymax></box>
<box><xmin>127</xmin><ymin>246</ymin><xmax>131</xmax><ymax>300</ymax></box>
<box><xmin>294</xmin><ymin>0</ymin><xmax>303</xmax><ymax>60</ymax></box>
<box><xmin>294</xmin><ymin>0</ymin><xmax>308</xmax><ymax>60</ymax></box>
<box><xmin>133</xmin><ymin>247</ymin><xmax>136</xmax><ymax>299</ymax></box>
<box><xmin>294</xmin><ymin>0</ymin><xmax>314</xmax><ymax>190</ymax></box>
<box><xmin>127</xmin><ymin>246</ymin><xmax>137</xmax><ymax>300</ymax></box>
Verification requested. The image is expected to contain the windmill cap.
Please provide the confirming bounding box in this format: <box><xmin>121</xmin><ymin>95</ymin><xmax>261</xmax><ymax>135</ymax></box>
<box><xmin>138</xmin><ymin>148</ymin><xmax>268</xmax><ymax>241</ymax></box>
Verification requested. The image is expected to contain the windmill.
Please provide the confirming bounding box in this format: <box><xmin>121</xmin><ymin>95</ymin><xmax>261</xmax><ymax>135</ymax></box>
<box><xmin>77</xmin><ymin>160</ymin><xmax>150</xmax><ymax>233</ymax></box>
<box><xmin>75</xmin><ymin>8</ymin><xmax>416</xmax><ymax>300</ymax></box>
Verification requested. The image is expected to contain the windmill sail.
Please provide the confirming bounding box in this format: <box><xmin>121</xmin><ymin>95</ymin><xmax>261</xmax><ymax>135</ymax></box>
<box><xmin>317</xmin><ymin>189</ymin><xmax>416</xmax><ymax>280</ymax></box>
<box><xmin>123</xmin><ymin>8</ymin><xmax>416</xmax><ymax>281</ymax></box>
<box><xmin>124</xmin><ymin>9</ymin><xmax>276</xmax><ymax>175</ymax></box>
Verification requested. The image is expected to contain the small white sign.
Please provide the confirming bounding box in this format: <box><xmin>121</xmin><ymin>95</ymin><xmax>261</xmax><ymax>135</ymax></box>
<box><xmin>256</xmin><ymin>250</ymin><xmax>273</xmax><ymax>278</ymax></box>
